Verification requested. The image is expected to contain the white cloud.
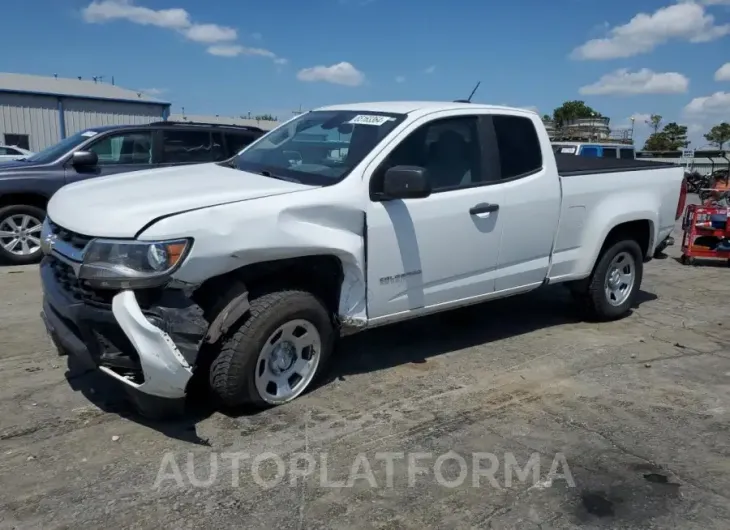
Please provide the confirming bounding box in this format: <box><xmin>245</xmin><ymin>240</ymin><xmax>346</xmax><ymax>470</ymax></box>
<box><xmin>139</xmin><ymin>87</ymin><xmax>167</xmax><ymax>95</ymax></box>
<box><xmin>715</xmin><ymin>62</ymin><xmax>730</xmax><ymax>81</ymax></box>
<box><xmin>579</xmin><ymin>68</ymin><xmax>689</xmax><ymax>95</ymax></box>
<box><xmin>207</xmin><ymin>45</ymin><xmax>280</xmax><ymax>59</ymax></box>
<box><xmin>684</xmin><ymin>91</ymin><xmax>730</xmax><ymax>116</ymax></box>
<box><xmin>183</xmin><ymin>23</ymin><xmax>237</xmax><ymax>44</ymax></box>
<box><xmin>296</xmin><ymin>62</ymin><xmax>365</xmax><ymax>87</ymax></box>
<box><xmin>424</xmin><ymin>65</ymin><xmax>436</xmax><ymax>74</ymax></box>
<box><xmin>570</xmin><ymin>2</ymin><xmax>730</xmax><ymax>60</ymax></box>
<box><xmin>395</xmin><ymin>75</ymin><xmax>406</xmax><ymax>83</ymax></box>
<box><xmin>82</xmin><ymin>1</ymin><xmax>283</xmax><ymax>61</ymax></box>
<box><xmin>82</xmin><ymin>0</ymin><xmax>190</xmax><ymax>28</ymax></box>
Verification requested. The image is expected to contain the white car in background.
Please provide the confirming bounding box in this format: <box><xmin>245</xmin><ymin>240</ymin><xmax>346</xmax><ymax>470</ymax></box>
<box><xmin>0</xmin><ymin>145</ymin><xmax>33</xmax><ymax>162</ymax></box>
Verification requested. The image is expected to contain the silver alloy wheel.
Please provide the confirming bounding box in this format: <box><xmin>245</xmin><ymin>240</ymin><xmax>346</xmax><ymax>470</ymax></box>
<box><xmin>604</xmin><ymin>251</ymin><xmax>635</xmax><ymax>306</ymax></box>
<box><xmin>254</xmin><ymin>319</ymin><xmax>322</xmax><ymax>404</ymax></box>
<box><xmin>0</xmin><ymin>214</ymin><xmax>43</xmax><ymax>256</ymax></box>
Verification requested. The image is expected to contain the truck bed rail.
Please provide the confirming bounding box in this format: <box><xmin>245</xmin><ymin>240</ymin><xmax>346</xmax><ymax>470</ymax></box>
<box><xmin>556</xmin><ymin>153</ymin><xmax>678</xmax><ymax>177</ymax></box>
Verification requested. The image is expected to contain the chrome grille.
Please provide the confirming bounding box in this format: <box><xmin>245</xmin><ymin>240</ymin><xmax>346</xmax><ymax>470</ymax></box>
<box><xmin>48</xmin><ymin>256</ymin><xmax>115</xmax><ymax>305</ymax></box>
<box><xmin>48</xmin><ymin>219</ymin><xmax>93</xmax><ymax>251</ymax></box>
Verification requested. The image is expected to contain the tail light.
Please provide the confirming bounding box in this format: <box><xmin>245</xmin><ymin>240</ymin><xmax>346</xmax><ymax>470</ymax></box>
<box><xmin>676</xmin><ymin>177</ymin><xmax>688</xmax><ymax>220</ymax></box>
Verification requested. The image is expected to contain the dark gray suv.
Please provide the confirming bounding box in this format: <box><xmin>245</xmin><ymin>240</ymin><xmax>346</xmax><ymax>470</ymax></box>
<box><xmin>0</xmin><ymin>121</ymin><xmax>264</xmax><ymax>265</ymax></box>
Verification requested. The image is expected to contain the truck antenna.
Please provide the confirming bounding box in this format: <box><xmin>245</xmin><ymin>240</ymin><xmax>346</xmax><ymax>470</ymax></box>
<box><xmin>454</xmin><ymin>81</ymin><xmax>481</xmax><ymax>103</ymax></box>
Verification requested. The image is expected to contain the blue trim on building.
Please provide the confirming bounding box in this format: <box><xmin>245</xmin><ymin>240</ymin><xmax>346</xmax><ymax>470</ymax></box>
<box><xmin>57</xmin><ymin>98</ymin><xmax>66</xmax><ymax>140</ymax></box>
<box><xmin>0</xmin><ymin>88</ymin><xmax>171</xmax><ymax>106</ymax></box>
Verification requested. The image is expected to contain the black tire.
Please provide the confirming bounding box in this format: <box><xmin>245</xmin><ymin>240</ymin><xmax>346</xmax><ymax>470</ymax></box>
<box><xmin>209</xmin><ymin>289</ymin><xmax>335</xmax><ymax>408</ymax></box>
<box><xmin>578</xmin><ymin>239</ymin><xmax>643</xmax><ymax>321</ymax></box>
<box><xmin>0</xmin><ymin>204</ymin><xmax>46</xmax><ymax>265</ymax></box>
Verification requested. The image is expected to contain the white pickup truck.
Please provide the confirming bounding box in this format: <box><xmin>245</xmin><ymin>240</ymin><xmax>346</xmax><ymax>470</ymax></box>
<box><xmin>39</xmin><ymin>101</ymin><xmax>687</xmax><ymax>415</ymax></box>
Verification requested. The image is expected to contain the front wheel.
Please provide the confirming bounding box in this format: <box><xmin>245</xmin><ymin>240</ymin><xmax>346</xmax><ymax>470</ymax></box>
<box><xmin>0</xmin><ymin>204</ymin><xmax>46</xmax><ymax>265</ymax></box>
<box><xmin>579</xmin><ymin>239</ymin><xmax>644</xmax><ymax>321</ymax></box>
<box><xmin>209</xmin><ymin>289</ymin><xmax>335</xmax><ymax>408</ymax></box>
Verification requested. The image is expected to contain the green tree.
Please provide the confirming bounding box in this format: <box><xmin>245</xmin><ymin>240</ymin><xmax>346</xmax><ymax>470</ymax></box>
<box><xmin>646</xmin><ymin>114</ymin><xmax>662</xmax><ymax>134</ymax></box>
<box><xmin>663</xmin><ymin>122</ymin><xmax>689</xmax><ymax>149</ymax></box>
<box><xmin>704</xmin><ymin>122</ymin><xmax>730</xmax><ymax>149</ymax></box>
<box><xmin>643</xmin><ymin>133</ymin><xmax>671</xmax><ymax>151</ymax></box>
<box><xmin>643</xmin><ymin>122</ymin><xmax>690</xmax><ymax>151</ymax></box>
<box><xmin>542</xmin><ymin>114</ymin><xmax>551</xmax><ymax>121</ymax></box>
<box><xmin>551</xmin><ymin>100</ymin><xmax>603</xmax><ymax>127</ymax></box>
<box><xmin>254</xmin><ymin>114</ymin><xmax>277</xmax><ymax>121</ymax></box>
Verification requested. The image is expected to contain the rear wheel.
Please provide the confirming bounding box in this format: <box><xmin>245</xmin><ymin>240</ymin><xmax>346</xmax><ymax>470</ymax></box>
<box><xmin>576</xmin><ymin>239</ymin><xmax>643</xmax><ymax>321</ymax></box>
<box><xmin>0</xmin><ymin>204</ymin><xmax>45</xmax><ymax>265</ymax></box>
<box><xmin>209</xmin><ymin>289</ymin><xmax>335</xmax><ymax>408</ymax></box>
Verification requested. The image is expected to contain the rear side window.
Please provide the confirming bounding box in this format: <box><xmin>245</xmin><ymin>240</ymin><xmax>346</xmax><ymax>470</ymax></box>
<box><xmin>226</xmin><ymin>132</ymin><xmax>257</xmax><ymax>156</ymax></box>
<box><xmin>492</xmin><ymin>115</ymin><xmax>542</xmax><ymax>179</ymax></box>
<box><xmin>601</xmin><ymin>147</ymin><xmax>617</xmax><ymax>158</ymax></box>
<box><xmin>620</xmin><ymin>148</ymin><xmax>634</xmax><ymax>159</ymax></box>
<box><xmin>580</xmin><ymin>146</ymin><xmax>599</xmax><ymax>157</ymax></box>
<box><xmin>162</xmin><ymin>130</ymin><xmax>224</xmax><ymax>163</ymax></box>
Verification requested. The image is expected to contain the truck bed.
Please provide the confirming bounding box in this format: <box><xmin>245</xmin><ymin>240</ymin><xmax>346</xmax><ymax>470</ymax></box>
<box><xmin>556</xmin><ymin>153</ymin><xmax>678</xmax><ymax>177</ymax></box>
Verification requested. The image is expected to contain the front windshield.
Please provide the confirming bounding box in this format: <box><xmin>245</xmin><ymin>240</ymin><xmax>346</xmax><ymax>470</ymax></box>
<box><xmin>233</xmin><ymin>110</ymin><xmax>406</xmax><ymax>186</ymax></box>
<box><xmin>25</xmin><ymin>130</ymin><xmax>96</xmax><ymax>164</ymax></box>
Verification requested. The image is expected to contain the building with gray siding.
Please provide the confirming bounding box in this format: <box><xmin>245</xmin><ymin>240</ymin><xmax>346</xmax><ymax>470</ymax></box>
<box><xmin>168</xmin><ymin>113</ymin><xmax>280</xmax><ymax>131</ymax></box>
<box><xmin>0</xmin><ymin>73</ymin><xmax>170</xmax><ymax>152</ymax></box>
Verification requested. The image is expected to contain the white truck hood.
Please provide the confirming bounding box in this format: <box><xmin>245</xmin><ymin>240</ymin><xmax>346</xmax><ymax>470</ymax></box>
<box><xmin>47</xmin><ymin>163</ymin><xmax>313</xmax><ymax>237</ymax></box>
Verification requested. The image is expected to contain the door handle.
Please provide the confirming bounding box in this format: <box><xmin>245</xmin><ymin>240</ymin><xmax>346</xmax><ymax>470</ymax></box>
<box><xmin>469</xmin><ymin>203</ymin><xmax>499</xmax><ymax>216</ymax></box>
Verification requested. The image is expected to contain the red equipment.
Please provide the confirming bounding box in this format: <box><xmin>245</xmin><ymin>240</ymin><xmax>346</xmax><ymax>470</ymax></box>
<box><xmin>680</xmin><ymin>203</ymin><xmax>730</xmax><ymax>265</ymax></box>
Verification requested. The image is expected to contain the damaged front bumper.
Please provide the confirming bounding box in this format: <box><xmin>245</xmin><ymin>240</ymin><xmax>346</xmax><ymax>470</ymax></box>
<box><xmin>40</xmin><ymin>257</ymin><xmax>208</xmax><ymax>400</ymax></box>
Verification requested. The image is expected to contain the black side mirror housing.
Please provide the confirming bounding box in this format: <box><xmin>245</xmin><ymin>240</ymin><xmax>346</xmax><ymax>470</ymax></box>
<box><xmin>378</xmin><ymin>165</ymin><xmax>432</xmax><ymax>200</ymax></box>
<box><xmin>71</xmin><ymin>150</ymin><xmax>98</xmax><ymax>168</ymax></box>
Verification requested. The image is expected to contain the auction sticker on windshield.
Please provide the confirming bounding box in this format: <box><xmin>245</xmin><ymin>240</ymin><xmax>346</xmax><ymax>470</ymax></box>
<box><xmin>348</xmin><ymin>115</ymin><xmax>395</xmax><ymax>126</ymax></box>
<box><xmin>81</xmin><ymin>131</ymin><xmax>98</xmax><ymax>137</ymax></box>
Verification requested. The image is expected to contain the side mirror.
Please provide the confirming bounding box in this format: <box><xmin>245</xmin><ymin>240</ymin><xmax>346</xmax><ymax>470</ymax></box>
<box><xmin>379</xmin><ymin>165</ymin><xmax>432</xmax><ymax>200</ymax></box>
<box><xmin>71</xmin><ymin>150</ymin><xmax>98</xmax><ymax>168</ymax></box>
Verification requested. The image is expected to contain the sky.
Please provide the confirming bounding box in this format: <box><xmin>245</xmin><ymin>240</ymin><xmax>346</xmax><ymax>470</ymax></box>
<box><xmin>1</xmin><ymin>0</ymin><xmax>730</xmax><ymax>148</ymax></box>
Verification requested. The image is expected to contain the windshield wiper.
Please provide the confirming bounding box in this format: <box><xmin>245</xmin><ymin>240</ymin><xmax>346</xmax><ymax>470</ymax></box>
<box><xmin>259</xmin><ymin>169</ymin><xmax>301</xmax><ymax>183</ymax></box>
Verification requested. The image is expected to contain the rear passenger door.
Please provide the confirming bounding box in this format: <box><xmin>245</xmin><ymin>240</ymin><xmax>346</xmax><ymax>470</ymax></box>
<box><xmin>224</xmin><ymin>131</ymin><xmax>259</xmax><ymax>157</ymax></box>
<box><xmin>160</xmin><ymin>129</ymin><xmax>226</xmax><ymax>166</ymax></box>
<box><xmin>489</xmin><ymin>114</ymin><xmax>562</xmax><ymax>292</ymax></box>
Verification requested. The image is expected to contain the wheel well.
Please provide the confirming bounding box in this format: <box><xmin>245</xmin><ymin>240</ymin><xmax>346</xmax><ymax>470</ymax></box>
<box><xmin>602</xmin><ymin>220</ymin><xmax>652</xmax><ymax>259</ymax></box>
<box><xmin>193</xmin><ymin>255</ymin><xmax>345</xmax><ymax>319</ymax></box>
<box><xmin>0</xmin><ymin>193</ymin><xmax>48</xmax><ymax>211</ymax></box>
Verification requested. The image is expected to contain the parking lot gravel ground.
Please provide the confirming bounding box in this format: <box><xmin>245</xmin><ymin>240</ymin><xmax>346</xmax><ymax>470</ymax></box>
<box><xmin>1</xmin><ymin>211</ymin><xmax>729</xmax><ymax>529</ymax></box>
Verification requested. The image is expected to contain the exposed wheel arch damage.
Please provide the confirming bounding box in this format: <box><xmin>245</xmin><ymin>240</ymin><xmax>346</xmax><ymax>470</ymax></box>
<box><xmin>154</xmin><ymin>200</ymin><xmax>369</xmax><ymax>346</ymax></box>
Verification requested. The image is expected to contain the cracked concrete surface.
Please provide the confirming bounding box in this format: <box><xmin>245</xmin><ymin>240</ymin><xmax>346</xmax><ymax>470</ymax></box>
<box><xmin>1</xmin><ymin>212</ymin><xmax>729</xmax><ymax>529</ymax></box>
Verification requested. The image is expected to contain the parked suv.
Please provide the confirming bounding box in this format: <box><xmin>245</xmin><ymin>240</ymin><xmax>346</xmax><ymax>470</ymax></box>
<box><xmin>0</xmin><ymin>121</ymin><xmax>264</xmax><ymax>265</ymax></box>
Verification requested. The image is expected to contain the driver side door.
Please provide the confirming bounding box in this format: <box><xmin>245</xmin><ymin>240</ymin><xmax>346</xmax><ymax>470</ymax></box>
<box><xmin>365</xmin><ymin>112</ymin><xmax>506</xmax><ymax>321</ymax></box>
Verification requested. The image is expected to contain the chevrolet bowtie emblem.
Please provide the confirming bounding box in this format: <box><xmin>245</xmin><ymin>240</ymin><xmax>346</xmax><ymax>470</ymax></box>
<box><xmin>41</xmin><ymin>233</ymin><xmax>57</xmax><ymax>255</ymax></box>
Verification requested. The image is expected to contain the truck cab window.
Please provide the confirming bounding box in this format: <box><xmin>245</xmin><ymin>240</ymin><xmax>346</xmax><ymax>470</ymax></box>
<box><xmin>620</xmin><ymin>148</ymin><xmax>635</xmax><ymax>159</ymax></box>
<box><xmin>602</xmin><ymin>148</ymin><xmax>617</xmax><ymax>158</ymax></box>
<box><xmin>374</xmin><ymin>116</ymin><xmax>483</xmax><ymax>193</ymax></box>
<box><xmin>492</xmin><ymin>115</ymin><xmax>542</xmax><ymax>179</ymax></box>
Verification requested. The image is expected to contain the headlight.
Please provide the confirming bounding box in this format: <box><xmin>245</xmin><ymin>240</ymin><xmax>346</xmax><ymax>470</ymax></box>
<box><xmin>79</xmin><ymin>238</ymin><xmax>191</xmax><ymax>289</ymax></box>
